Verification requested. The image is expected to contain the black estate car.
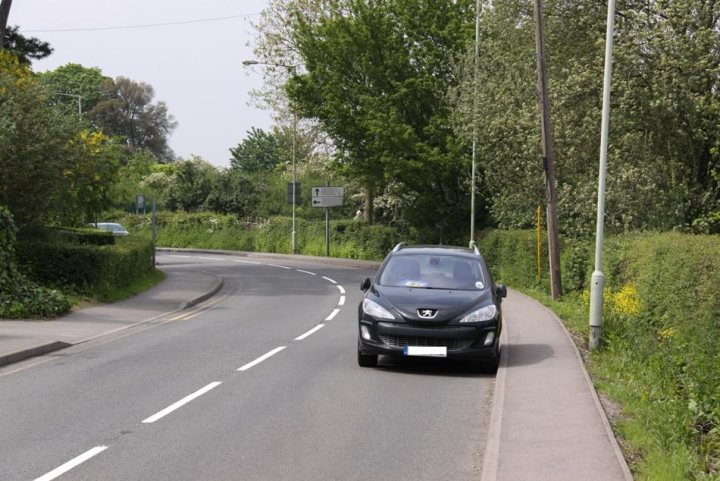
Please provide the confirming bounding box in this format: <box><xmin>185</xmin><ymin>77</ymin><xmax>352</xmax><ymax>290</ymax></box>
<box><xmin>358</xmin><ymin>243</ymin><xmax>507</xmax><ymax>373</ymax></box>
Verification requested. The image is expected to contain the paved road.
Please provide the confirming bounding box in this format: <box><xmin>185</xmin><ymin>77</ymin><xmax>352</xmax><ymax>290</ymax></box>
<box><xmin>0</xmin><ymin>253</ymin><xmax>494</xmax><ymax>481</ymax></box>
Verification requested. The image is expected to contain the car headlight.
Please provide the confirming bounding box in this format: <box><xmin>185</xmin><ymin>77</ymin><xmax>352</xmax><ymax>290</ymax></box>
<box><xmin>459</xmin><ymin>304</ymin><xmax>497</xmax><ymax>323</ymax></box>
<box><xmin>362</xmin><ymin>299</ymin><xmax>395</xmax><ymax>319</ymax></box>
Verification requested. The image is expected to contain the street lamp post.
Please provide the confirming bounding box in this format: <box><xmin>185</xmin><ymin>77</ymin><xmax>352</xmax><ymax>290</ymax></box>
<box><xmin>242</xmin><ymin>59</ymin><xmax>298</xmax><ymax>254</ymax></box>
<box><xmin>589</xmin><ymin>0</ymin><xmax>617</xmax><ymax>350</ymax></box>
<box><xmin>54</xmin><ymin>92</ymin><xmax>84</xmax><ymax>120</ymax></box>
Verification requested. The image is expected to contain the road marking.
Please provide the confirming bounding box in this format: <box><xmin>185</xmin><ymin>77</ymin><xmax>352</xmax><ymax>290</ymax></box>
<box><xmin>295</xmin><ymin>324</ymin><xmax>325</xmax><ymax>340</ymax></box>
<box><xmin>337</xmin><ymin>285</ymin><xmax>346</xmax><ymax>294</ymax></box>
<box><xmin>338</xmin><ymin>296</ymin><xmax>346</xmax><ymax>306</ymax></box>
<box><xmin>168</xmin><ymin>255</ymin><xmax>191</xmax><ymax>258</ymax></box>
<box><xmin>268</xmin><ymin>264</ymin><xmax>291</xmax><ymax>269</ymax></box>
<box><xmin>142</xmin><ymin>382</ymin><xmax>222</xmax><ymax>424</ymax></box>
<box><xmin>234</xmin><ymin>260</ymin><xmax>261</xmax><ymax>265</ymax></box>
<box><xmin>34</xmin><ymin>446</ymin><xmax>108</xmax><ymax>481</ymax></box>
<box><xmin>296</xmin><ymin>269</ymin><xmax>316</xmax><ymax>275</ymax></box>
<box><xmin>325</xmin><ymin>309</ymin><xmax>340</xmax><ymax>321</ymax></box>
<box><xmin>197</xmin><ymin>256</ymin><xmax>225</xmax><ymax>261</ymax></box>
<box><xmin>322</xmin><ymin>276</ymin><xmax>337</xmax><ymax>284</ymax></box>
<box><xmin>237</xmin><ymin>346</ymin><xmax>286</xmax><ymax>372</ymax></box>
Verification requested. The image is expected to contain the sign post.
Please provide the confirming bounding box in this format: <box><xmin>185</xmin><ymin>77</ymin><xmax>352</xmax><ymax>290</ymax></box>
<box><xmin>311</xmin><ymin>186</ymin><xmax>344</xmax><ymax>257</ymax></box>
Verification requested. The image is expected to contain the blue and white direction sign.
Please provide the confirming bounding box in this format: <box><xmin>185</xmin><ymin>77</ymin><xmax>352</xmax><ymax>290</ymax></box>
<box><xmin>311</xmin><ymin>186</ymin><xmax>344</xmax><ymax>207</ymax></box>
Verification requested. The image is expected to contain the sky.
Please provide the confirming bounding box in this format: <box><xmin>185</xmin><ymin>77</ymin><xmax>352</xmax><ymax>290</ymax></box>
<box><xmin>10</xmin><ymin>0</ymin><xmax>275</xmax><ymax>168</ymax></box>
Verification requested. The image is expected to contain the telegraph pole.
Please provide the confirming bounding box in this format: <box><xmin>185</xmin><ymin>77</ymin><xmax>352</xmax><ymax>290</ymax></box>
<box><xmin>533</xmin><ymin>0</ymin><xmax>562</xmax><ymax>300</ymax></box>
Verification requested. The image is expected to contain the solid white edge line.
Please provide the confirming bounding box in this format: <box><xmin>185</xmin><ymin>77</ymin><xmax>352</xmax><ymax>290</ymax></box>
<box><xmin>34</xmin><ymin>446</ymin><xmax>108</xmax><ymax>481</ymax></box>
<box><xmin>322</xmin><ymin>276</ymin><xmax>337</xmax><ymax>284</ymax></box>
<box><xmin>237</xmin><ymin>346</ymin><xmax>286</xmax><ymax>372</ymax></box>
<box><xmin>338</xmin><ymin>296</ymin><xmax>346</xmax><ymax>306</ymax></box>
<box><xmin>142</xmin><ymin>382</ymin><xmax>222</xmax><ymax>424</ymax></box>
<box><xmin>337</xmin><ymin>285</ymin><xmax>346</xmax><ymax>294</ymax></box>
<box><xmin>295</xmin><ymin>324</ymin><xmax>325</xmax><ymax>341</ymax></box>
<box><xmin>296</xmin><ymin>269</ymin><xmax>316</xmax><ymax>275</ymax></box>
<box><xmin>325</xmin><ymin>308</ymin><xmax>340</xmax><ymax>321</ymax></box>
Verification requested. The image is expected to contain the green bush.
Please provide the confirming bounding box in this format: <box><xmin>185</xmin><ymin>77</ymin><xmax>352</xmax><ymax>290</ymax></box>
<box><xmin>478</xmin><ymin>229</ymin><xmax>720</xmax><ymax>480</ymax></box>
<box><xmin>1</xmin><ymin>207</ymin><xmax>70</xmax><ymax>318</ymax></box>
<box><xmin>16</xmin><ymin>234</ymin><xmax>154</xmax><ymax>295</ymax></box>
<box><xmin>124</xmin><ymin>212</ymin><xmax>404</xmax><ymax>261</ymax></box>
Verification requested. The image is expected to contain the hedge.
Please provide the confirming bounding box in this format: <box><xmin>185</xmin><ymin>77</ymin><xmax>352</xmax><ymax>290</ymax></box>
<box><xmin>16</xmin><ymin>231</ymin><xmax>154</xmax><ymax>295</ymax></box>
<box><xmin>478</xmin><ymin>229</ymin><xmax>720</xmax><ymax>479</ymax></box>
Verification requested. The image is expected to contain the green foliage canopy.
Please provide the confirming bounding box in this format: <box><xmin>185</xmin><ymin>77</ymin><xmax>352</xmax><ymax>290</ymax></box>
<box><xmin>286</xmin><ymin>0</ymin><xmax>476</xmax><ymax>241</ymax></box>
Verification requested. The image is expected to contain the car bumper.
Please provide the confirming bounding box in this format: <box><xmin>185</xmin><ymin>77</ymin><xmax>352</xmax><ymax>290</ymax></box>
<box><xmin>358</xmin><ymin>319</ymin><xmax>500</xmax><ymax>360</ymax></box>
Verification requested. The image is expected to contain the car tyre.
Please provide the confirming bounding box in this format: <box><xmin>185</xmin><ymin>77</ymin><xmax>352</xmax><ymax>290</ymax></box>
<box><xmin>474</xmin><ymin>347</ymin><xmax>500</xmax><ymax>374</ymax></box>
<box><xmin>358</xmin><ymin>349</ymin><xmax>378</xmax><ymax>367</ymax></box>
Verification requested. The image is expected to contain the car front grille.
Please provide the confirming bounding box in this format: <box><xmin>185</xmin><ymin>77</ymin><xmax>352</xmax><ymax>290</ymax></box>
<box><xmin>379</xmin><ymin>334</ymin><xmax>474</xmax><ymax>351</ymax></box>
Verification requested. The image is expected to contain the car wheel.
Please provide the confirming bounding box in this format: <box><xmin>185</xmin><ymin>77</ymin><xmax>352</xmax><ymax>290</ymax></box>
<box><xmin>358</xmin><ymin>350</ymin><xmax>378</xmax><ymax>367</ymax></box>
<box><xmin>474</xmin><ymin>347</ymin><xmax>500</xmax><ymax>374</ymax></box>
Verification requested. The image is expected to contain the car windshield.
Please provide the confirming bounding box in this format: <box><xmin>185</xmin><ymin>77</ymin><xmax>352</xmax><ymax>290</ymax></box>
<box><xmin>378</xmin><ymin>254</ymin><xmax>486</xmax><ymax>290</ymax></box>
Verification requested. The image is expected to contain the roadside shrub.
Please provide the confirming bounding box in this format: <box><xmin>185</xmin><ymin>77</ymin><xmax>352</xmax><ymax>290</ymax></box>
<box><xmin>0</xmin><ymin>207</ymin><xmax>70</xmax><ymax>318</ymax></box>
<box><xmin>16</xmin><ymin>234</ymin><xmax>154</xmax><ymax>295</ymax></box>
<box><xmin>478</xmin><ymin>229</ymin><xmax>720</xmax><ymax>479</ymax></box>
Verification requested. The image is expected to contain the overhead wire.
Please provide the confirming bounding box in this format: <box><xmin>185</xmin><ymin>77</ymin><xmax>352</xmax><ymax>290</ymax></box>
<box><xmin>21</xmin><ymin>13</ymin><xmax>261</xmax><ymax>33</ymax></box>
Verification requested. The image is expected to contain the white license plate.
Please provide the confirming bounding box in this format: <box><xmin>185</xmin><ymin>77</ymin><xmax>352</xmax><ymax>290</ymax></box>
<box><xmin>403</xmin><ymin>346</ymin><xmax>447</xmax><ymax>357</ymax></box>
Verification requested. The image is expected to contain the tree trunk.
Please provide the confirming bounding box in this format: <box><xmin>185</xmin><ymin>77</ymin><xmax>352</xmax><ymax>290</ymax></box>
<box><xmin>0</xmin><ymin>0</ymin><xmax>13</xmax><ymax>49</ymax></box>
<box><xmin>363</xmin><ymin>185</ymin><xmax>374</xmax><ymax>225</ymax></box>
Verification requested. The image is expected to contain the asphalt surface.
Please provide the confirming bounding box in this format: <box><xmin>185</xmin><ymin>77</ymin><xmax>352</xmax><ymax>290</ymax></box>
<box><xmin>0</xmin><ymin>250</ymin><xmax>634</xmax><ymax>481</ymax></box>
<box><xmin>0</xmin><ymin>253</ymin><xmax>496</xmax><ymax>481</ymax></box>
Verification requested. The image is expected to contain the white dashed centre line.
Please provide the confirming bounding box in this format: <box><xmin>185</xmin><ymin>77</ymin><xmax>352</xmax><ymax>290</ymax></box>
<box><xmin>238</xmin><ymin>346</ymin><xmax>286</xmax><ymax>372</ymax></box>
<box><xmin>338</xmin><ymin>296</ymin><xmax>346</xmax><ymax>306</ymax></box>
<box><xmin>337</xmin><ymin>285</ymin><xmax>346</xmax><ymax>294</ymax></box>
<box><xmin>325</xmin><ymin>309</ymin><xmax>340</xmax><ymax>321</ymax></box>
<box><xmin>296</xmin><ymin>269</ymin><xmax>316</xmax><ymax>275</ymax></box>
<box><xmin>295</xmin><ymin>324</ymin><xmax>325</xmax><ymax>341</ymax></box>
<box><xmin>268</xmin><ymin>264</ymin><xmax>291</xmax><ymax>269</ymax></box>
<box><xmin>34</xmin><ymin>446</ymin><xmax>108</xmax><ymax>481</ymax></box>
<box><xmin>197</xmin><ymin>256</ymin><xmax>225</xmax><ymax>261</ymax></box>
<box><xmin>142</xmin><ymin>382</ymin><xmax>222</xmax><ymax>424</ymax></box>
<box><xmin>322</xmin><ymin>276</ymin><xmax>337</xmax><ymax>284</ymax></box>
<box><xmin>234</xmin><ymin>260</ymin><xmax>261</xmax><ymax>265</ymax></box>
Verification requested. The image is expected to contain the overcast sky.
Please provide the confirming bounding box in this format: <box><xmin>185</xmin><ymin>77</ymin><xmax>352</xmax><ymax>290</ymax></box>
<box><xmin>11</xmin><ymin>0</ymin><xmax>274</xmax><ymax>168</ymax></box>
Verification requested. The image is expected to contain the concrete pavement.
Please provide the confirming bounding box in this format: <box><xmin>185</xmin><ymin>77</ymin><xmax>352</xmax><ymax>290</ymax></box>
<box><xmin>0</xmin><ymin>261</ymin><xmax>222</xmax><ymax>368</ymax></box>
<box><xmin>0</xmin><ymin>250</ymin><xmax>633</xmax><ymax>480</ymax></box>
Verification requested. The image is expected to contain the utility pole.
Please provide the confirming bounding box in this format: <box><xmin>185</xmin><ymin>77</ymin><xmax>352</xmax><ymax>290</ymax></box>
<box><xmin>0</xmin><ymin>0</ymin><xmax>13</xmax><ymax>49</ymax></box>
<box><xmin>533</xmin><ymin>0</ymin><xmax>562</xmax><ymax>300</ymax></box>
<box><xmin>470</xmin><ymin>0</ymin><xmax>481</xmax><ymax>246</ymax></box>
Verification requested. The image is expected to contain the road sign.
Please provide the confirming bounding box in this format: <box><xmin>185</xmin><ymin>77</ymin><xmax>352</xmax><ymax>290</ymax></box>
<box><xmin>311</xmin><ymin>186</ymin><xmax>344</xmax><ymax>208</ymax></box>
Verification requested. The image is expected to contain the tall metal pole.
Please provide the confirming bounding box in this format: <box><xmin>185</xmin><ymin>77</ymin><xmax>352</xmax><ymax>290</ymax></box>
<box><xmin>470</xmin><ymin>0</ymin><xmax>481</xmax><ymax>246</ymax></box>
<box><xmin>589</xmin><ymin>0</ymin><xmax>617</xmax><ymax>350</ymax></box>
<box><xmin>291</xmin><ymin>111</ymin><xmax>297</xmax><ymax>254</ymax></box>
<box><xmin>533</xmin><ymin>0</ymin><xmax>563</xmax><ymax>300</ymax></box>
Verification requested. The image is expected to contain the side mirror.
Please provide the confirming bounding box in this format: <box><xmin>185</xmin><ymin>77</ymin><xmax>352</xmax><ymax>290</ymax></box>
<box><xmin>497</xmin><ymin>284</ymin><xmax>507</xmax><ymax>299</ymax></box>
<box><xmin>361</xmin><ymin>278</ymin><xmax>372</xmax><ymax>292</ymax></box>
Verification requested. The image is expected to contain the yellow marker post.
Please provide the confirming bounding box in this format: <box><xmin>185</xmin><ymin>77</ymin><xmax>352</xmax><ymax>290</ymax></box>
<box><xmin>536</xmin><ymin>206</ymin><xmax>542</xmax><ymax>279</ymax></box>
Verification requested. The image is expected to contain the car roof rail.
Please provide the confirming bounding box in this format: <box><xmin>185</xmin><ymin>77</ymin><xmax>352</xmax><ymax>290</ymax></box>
<box><xmin>392</xmin><ymin>242</ymin><xmax>406</xmax><ymax>253</ymax></box>
<box><xmin>469</xmin><ymin>240</ymin><xmax>480</xmax><ymax>256</ymax></box>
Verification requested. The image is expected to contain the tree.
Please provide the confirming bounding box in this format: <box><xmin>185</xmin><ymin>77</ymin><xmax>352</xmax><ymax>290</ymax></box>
<box><xmin>1</xmin><ymin>26</ymin><xmax>52</xmax><ymax>64</ymax></box>
<box><xmin>39</xmin><ymin>63</ymin><xmax>108</xmax><ymax>114</ymax></box>
<box><xmin>164</xmin><ymin>156</ymin><xmax>218</xmax><ymax>212</ymax></box>
<box><xmin>204</xmin><ymin>170</ymin><xmax>258</xmax><ymax>217</ymax></box>
<box><xmin>286</xmin><ymin>0</ymin><xmax>475</xmax><ymax>240</ymax></box>
<box><xmin>0</xmin><ymin>51</ymin><xmax>81</xmax><ymax>225</ymax></box>
<box><xmin>230</xmin><ymin>127</ymin><xmax>283</xmax><ymax>173</ymax></box>
<box><xmin>88</xmin><ymin>76</ymin><xmax>177</xmax><ymax>162</ymax></box>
